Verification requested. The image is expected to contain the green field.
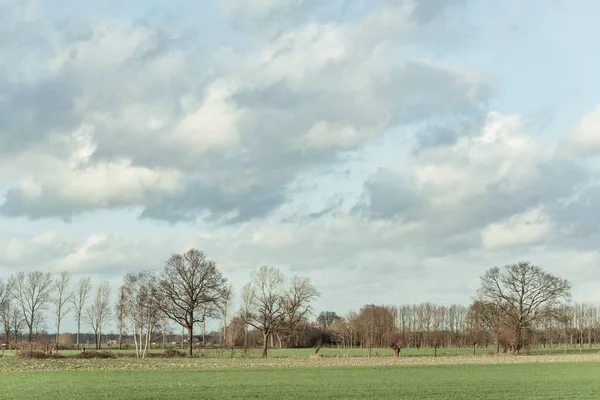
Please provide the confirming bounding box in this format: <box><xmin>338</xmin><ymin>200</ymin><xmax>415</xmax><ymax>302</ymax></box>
<box><xmin>2</xmin><ymin>359</ymin><xmax>600</xmax><ymax>399</ymax></box>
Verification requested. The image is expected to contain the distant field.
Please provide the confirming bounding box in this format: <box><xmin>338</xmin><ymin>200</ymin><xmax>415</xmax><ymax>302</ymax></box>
<box><xmin>2</xmin><ymin>358</ymin><xmax>600</xmax><ymax>399</ymax></box>
<box><xmin>4</xmin><ymin>345</ymin><xmax>599</xmax><ymax>358</ymax></box>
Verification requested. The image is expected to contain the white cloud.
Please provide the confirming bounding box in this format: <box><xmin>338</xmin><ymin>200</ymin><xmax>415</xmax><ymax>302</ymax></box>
<box><xmin>559</xmin><ymin>104</ymin><xmax>600</xmax><ymax>157</ymax></box>
<box><xmin>481</xmin><ymin>206</ymin><xmax>552</xmax><ymax>249</ymax></box>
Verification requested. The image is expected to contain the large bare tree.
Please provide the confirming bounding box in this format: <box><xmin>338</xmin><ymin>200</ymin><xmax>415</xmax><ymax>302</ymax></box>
<box><xmin>477</xmin><ymin>262</ymin><xmax>571</xmax><ymax>353</ymax></box>
<box><xmin>14</xmin><ymin>271</ymin><xmax>53</xmax><ymax>341</ymax></box>
<box><xmin>71</xmin><ymin>277</ymin><xmax>92</xmax><ymax>349</ymax></box>
<box><xmin>154</xmin><ymin>249</ymin><xmax>229</xmax><ymax>357</ymax></box>
<box><xmin>85</xmin><ymin>281</ymin><xmax>111</xmax><ymax>349</ymax></box>
<box><xmin>52</xmin><ymin>271</ymin><xmax>72</xmax><ymax>352</ymax></box>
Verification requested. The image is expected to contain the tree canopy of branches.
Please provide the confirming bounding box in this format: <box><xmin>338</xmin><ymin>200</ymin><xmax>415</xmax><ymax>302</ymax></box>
<box><xmin>240</xmin><ymin>266</ymin><xmax>319</xmax><ymax>357</ymax></box>
<box><xmin>154</xmin><ymin>249</ymin><xmax>229</xmax><ymax>357</ymax></box>
<box><xmin>317</xmin><ymin>311</ymin><xmax>340</xmax><ymax>328</ymax></box>
<box><xmin>13</xmin><ymin>271</ymin><xmax>54</xmax><ymax>342</ymax></box>
<box><xmin>121</xmin><ymin>271</ymin><xmax>161</xmax><ymax>358</ymax></box>
<box><xmin>0</xmin><ymin>278</ymin><xmax>13</xmax><ymax>312</ymax></box>
<box><xmin>71</xmin><ymin>276</ymin><xmax>92</xmax><ymax>349</ymax></box>
<box><xmin>52</xmin><ymin>271</ymin><xmax>72</xmax><ymax>352</ymax></box>
<box><xmin>85</xmin><ymin>281</ymin><xmax>111</xmax><ymax>349</ymax></box>
<box><xmin>477</xmin><ymin>261</ymin><xmax>571</xmax><ymax>352</ymax></box>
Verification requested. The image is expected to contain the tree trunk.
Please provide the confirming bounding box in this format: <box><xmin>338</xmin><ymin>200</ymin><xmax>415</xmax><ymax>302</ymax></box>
<box><xmin>77</xmin><ymin>315</ymin><xmax>81</xmax><ymax>349</ymax></box>
<box><xmin>55</xmin><ymin>319</ymin><xmax>61</xmax><ymax>353</ymax></box>
<box><xmin>244</xmin><ymin>325</ymin><xmax>248</xmax><ymax>354</ymax></box>
<box><xmin>262</xmin><ymin>332</ymin><xmax>269</xmax><ymax>358</ymax></box>
<box><xmin>187</xmin><ymin>326</ymin><xmax>193</xmax><ymax>357</ymax></box>
<box><xmin>495</xmin><ymin>332</ymin><xmax>500</xmax><ymax>354</ymax></box>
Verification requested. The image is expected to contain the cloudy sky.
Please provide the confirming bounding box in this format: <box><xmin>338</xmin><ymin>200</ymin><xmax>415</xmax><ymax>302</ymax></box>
<box><xmin>2</xmin><ymin>0</ymin><xmax>600</xmax><ymax>332</ymax></box>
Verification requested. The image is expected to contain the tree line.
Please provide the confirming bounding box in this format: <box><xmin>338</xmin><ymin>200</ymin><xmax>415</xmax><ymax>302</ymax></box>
<box><xmin>0</xmin><ymin>254</ymin><xmax>575</xmax><ymax>357</ymax></box>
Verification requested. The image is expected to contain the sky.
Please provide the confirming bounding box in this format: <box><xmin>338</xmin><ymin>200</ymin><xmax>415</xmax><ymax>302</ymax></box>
<box><xmin>2</xmin><ymin>0</ymin><xmax>600</xmax><ymax>334</ymax></box>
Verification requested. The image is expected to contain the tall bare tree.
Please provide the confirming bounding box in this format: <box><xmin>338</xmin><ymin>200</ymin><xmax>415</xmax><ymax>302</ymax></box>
<box><xmin>14</xmin><ymin>271</ymin><xmax>53</xmax><ymax>342</ymax></box>
<box><xmin>220</xmin><ymin>283</ymin><xmax>233</xmax><ymax>349</ymax></box>
<box><xmin>239</xmin><ymin>283</ymin><xmax>253</xmax><ymax>353</ymax></box>
<box><xmin>52</xmin><ymin>271</ymin><xmax>72</xmax><ymax>352</ymax></box>
<box><xmin>154</xmin><ymin>249</ymin><xmax>229</xmax><ymax>357</ymax></box>
<box><xmin>1</xmin><ymin>302</ymin><xmax>24</xmax><ymax>345</ymax></box>
<box><xmin>85</xmin><ymin>281</ymin><xmax>111</xmax><ymax>349</ymax></box>
<box><xmin>0</xmin><ymin>278</ymin><xmax>13</xmax><ymax>312</ymax></box>
<box><xmin>282</xmin><ymin>276</ymin><xmax>319</xmax><ymax>347</ymax></box>
<box><xmin>121</xmin><ymin>271</ymin><xmax>161</xmax><ymax>358</ymax></box>
<box><xmin>71</xmin><ymin>277</ymin><xmax>92</xmax><ymax>349</ymax></box>
<box><xmin>478</xmin><ymin>262</ymin><xmax>571</xmax><ymax>353</ymax></box>
<box><xmin>115</xmin><ymin>285</ymin><xmax>127</xmax><ymax>350</ymax></box>
<box><xmin>240</xmin><ymin>266</ymin><xmax>287</xmax><ymax>358</ymax></box>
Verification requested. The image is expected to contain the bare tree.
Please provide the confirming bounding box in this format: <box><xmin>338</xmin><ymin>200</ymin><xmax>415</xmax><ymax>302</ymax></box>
<box><xmin>469</xmin><ymin>300</ymin><xmax>505</xmax><ymax>354</ymax></box>
<box><xmin>240</xmin><ymin>266</ymin><xmax>287</xmax><ymax>358</ymax></box>
<box><xmin>52</xmin><ymin>271</ymin><xmax>72</xmax><ymax>352</ymax></box>
<box><xmin>1</xmin><ymin>302</ymin><xmax>24</xmax><ymax>345</ymax></box>
<box><xmin>14</xmin><ymin>271</ymin><xmax>53</xmax><ymax>342</ymax></box>
<box><xmin>0</xmin><ymin>278</ymin><xmax>13</xmax><ymax>312</ymax></box>
<box><xmin>85</xmin><ymin>281</ymin><xmax>111</xmax><ymax>349</ymax></box>
<box><xmin>282</xmin><ymin>277</ymin><xmax>320</xmax><ymax>347</ymax></box>
<box><xmin>478</xmin><ymin>262</ymin><xmax>571</xmax><ymax>353</ymax></box>
<box><xmin>317</xmin><ymin>311</ymin><xmax>340</xmax><ymax>329</ymax></box>
<box><xmin>239</xmin><ymin>283</ymin><xmax>254</xmax><ymax>353</ymax></box>
<box><xmin>121</xmin><ymin>271</ymin><xmax>161</xmax><ymax>358</ymax></box>
<box><xmin>220</xmin><ymin>283</ymin><xmax>233</xmax><ymax>350</ymax></box>
<box><xmin>115</xmin><ymin>285</ymin><xmax>127</xmax><ymax>350</ymax></box>
<box><xmin>154</xmin><ymin>249</ymin><xmax>229</xmax><ymax>357</ymax></box>
<box><xmin>71</xmin><ymin>277</ymin><xmax>92</xmax><ymax>349</ymax></box>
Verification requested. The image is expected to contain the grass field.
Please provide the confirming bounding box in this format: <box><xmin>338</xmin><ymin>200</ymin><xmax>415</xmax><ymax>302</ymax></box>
<box><xmin>2</xmin><ymin>357</ymin><xmax>600</xmax><ymax>399</ymax></box>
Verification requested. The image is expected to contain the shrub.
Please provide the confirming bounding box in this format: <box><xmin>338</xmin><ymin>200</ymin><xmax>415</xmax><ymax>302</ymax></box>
<box><xmin>162</xmin><ymin>349</ymin><xmax>186</xmax><ymax>358</ymax></box>
<box><xmin>17</xmin><ymin>350</ymin><xmax>64</xmax><ymax>359</ymax></box>
<box><xmin>78</xmin><ymin>351</ymin><xmax>115</xmax><ymax>359</ymax></box>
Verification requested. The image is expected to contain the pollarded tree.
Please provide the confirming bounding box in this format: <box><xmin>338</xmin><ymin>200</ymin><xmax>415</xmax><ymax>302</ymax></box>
<box><xmin>154</xmin><ymin>249</ymin><xmax>229</xmax><ymax>357</ymax></box>
<box><xmin>477</xmin><ymin>262</ymin><xmax>571</xmax><ymax>353</ymax></box>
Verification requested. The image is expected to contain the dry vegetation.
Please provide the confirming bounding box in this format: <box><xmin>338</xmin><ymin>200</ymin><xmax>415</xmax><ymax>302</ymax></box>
<box><xmin>3</xmin><ymin>352</ymin><xmax>600</xmax><ymax>373</ymax></box>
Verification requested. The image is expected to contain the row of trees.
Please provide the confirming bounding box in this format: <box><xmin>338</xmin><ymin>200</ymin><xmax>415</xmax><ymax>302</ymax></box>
<box><xmin>0</xmin><ymin>259</ymin><xmax>573</xmax><ymax>356</ymax></box>
<box><xmin>0</xmin><ymin>249</ymin><xmax>319</xmax><ymax>358</ymax></box>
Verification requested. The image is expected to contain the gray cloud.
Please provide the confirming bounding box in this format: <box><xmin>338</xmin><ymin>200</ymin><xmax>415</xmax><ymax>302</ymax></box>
<box><xmin>0</xmin><ymin>0</ymin><xmax>489</xmax><ymax>223</ymax></box>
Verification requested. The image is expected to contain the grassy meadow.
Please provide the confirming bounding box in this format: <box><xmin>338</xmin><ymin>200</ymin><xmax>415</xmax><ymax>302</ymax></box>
<box><xmin>2</xmin><ymin>358</ymin><xmax>600</xmax><ymax>399</ymax></box>
<box><xmin>3</xmin><ymin>347</ymin><xmax>600</xmax><ymax>399</ymax></box>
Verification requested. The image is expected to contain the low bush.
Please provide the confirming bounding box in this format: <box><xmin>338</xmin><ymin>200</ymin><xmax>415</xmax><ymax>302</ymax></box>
<box><xmin>78</xmin><ymin>351</ymin><xmax>115</xmax><ymax>359</ymax></box>
<box><xmin>17</xmin><ymin>351</ymin><xmax>64</xmax><ymax>359</ymax></box>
